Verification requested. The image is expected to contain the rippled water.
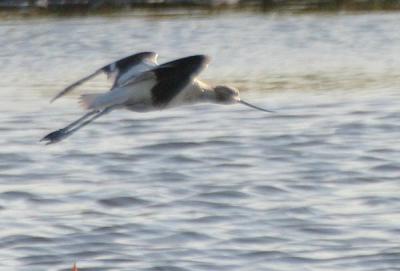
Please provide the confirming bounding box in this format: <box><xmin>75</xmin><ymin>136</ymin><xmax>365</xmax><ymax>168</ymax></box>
<box><xmin>1</xmin><ymin>10</ymin><xmax>400</xmax><ymax>271</ymax></box>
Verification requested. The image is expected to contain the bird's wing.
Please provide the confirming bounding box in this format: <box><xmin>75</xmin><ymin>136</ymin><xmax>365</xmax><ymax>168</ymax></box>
<box><xmin>50</xmin><ymin>52</ymin><xmax>158</xmax><ymax>103</ymax></box>
<box><xmin>124</xmin><ymin>55</ymin><xmax>210</xmax><ymax>108</ymax></box>
<box><xmin>108</xmin><ymin>52</ymin><xmax>158</xmax><ymax>88</ymax></box>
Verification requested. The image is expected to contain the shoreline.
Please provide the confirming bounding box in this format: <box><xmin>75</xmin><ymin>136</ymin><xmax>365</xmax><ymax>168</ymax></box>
<box><xmin>1</xmin><ymin>0</ymin><xmax>400</xmax><ymax>13</ymax></box>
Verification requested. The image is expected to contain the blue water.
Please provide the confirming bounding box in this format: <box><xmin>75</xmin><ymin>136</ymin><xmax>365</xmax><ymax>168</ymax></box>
<box><xmin>0</xmin><ymin>11</ymin><xmax>400</xmax><ymax>271</ymax></box>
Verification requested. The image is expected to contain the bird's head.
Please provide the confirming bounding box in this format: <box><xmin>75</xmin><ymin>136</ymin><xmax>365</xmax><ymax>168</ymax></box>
<box><xmin>214</xmin><ymin>85</ymin><xmax>274</xmax><ymax>113</ymax></box>
<box><xmin>214</xmin><ymin>85</ymin><xmax>240</xmax><ymax>104</ymax></box>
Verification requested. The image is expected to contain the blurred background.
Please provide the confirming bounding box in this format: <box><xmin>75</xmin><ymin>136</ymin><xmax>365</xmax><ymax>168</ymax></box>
<box><xmin>1</xmin><ymin>0</ymin><xmax>400</xmax><ymax>10</ymax></box>
<box><xmin>0</xmin><ymin>1</ymin><xmax>400</xmax><ymax>271</ymax></box>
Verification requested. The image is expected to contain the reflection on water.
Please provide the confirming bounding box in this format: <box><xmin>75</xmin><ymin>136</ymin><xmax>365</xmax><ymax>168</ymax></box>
<box><xmin>0</xmin><ymin>11</ymin><xmax>400</xmax><ymax>271</ymax></box>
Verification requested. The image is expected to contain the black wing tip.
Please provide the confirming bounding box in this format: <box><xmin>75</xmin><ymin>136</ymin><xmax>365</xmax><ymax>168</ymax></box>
<box><xmin>132</xmin><ymin>51</ymin><xmax>158</xmax><ymax>62</ymax></box>
<box><xmin>165</xmin><ymin>54</ymin><xmax>210</xmax><ymax>74</ymax></box>
<box><xmin>184</xmin><ymin>54</ymin><xmax>211</xmax><ymax>66</ymax></box>
<box><xmin>164</xmin><ymin>54</ymin><xmax>210</xmax><ymax>67</ymax></box>
<box><xmin>188</xmin><ymin>55</ymin><xmax>210</xmax><ymax>75</ymax></box>
<box><xmin>139</xmin><ymin>51</ymin><xmax>157</xmax><ymax>57</ymax></box>
<box><xmin>102</xmin><ymin>51</ymin><xmax>159</xmax><ymax>72</ymax></box>
<box><xmin>199</xmin><ymin>54</ymin><xmax>211</xmax><ymax>64</ymax></box>
<box><xmin>49</xmin><ymin>91</ymin><xmax>65</xmax><ymax>103</ymax></box>
<box><xmin>145</xmin><ymin>52</ymin><xmax>158</xmax><ymax>63</ymax></box>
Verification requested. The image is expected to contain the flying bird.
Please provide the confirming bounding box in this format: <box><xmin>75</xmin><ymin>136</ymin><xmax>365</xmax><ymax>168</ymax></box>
<box><xmin>41</xmin><ymin>52</ymin><xmax>273</xmax><ymax>144</ymax></box>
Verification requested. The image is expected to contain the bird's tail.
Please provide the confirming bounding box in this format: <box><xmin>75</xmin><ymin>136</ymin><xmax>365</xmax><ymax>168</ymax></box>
<box><xmin>79</xmin><ymin>94</ymin><xmax>100</xmax><ymax>110</ymax></box>
<box><xmin>79</xmin><ymin>90</ymin><xmax>130</xmax><ymax>111</ymax></box>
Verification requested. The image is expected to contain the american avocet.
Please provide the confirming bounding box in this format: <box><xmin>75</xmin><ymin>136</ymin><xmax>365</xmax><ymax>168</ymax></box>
<box><xmin>41</xmin><ymin>52</ymin><xmax>273</xmax><ymax>144</ymax></box>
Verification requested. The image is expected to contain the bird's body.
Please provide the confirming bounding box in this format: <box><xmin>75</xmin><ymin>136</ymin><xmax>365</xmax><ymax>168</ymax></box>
<box><xmin>42</xmin><ymin>52</ymin><xmax>272</xmax><ymax>144</ymax></box>
<box><xmin>81</xmin><ymin>78</ymin><xmax>209</xmax><ymax>113</ymax></box>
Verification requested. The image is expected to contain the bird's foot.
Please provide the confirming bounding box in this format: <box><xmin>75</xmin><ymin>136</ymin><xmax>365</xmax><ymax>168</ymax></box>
<box><xmin>40</xmin><ymin>128</ymin><xmax>69</xmax><ymax>145</ymax></box>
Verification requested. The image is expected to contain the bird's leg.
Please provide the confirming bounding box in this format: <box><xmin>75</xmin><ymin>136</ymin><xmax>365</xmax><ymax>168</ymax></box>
<box><xmin>41</xmin><ymin>106</ymin><xmax>117</xmax><ymax>145</ymax></box>
<box><xmin>63</xmin><ymin>110</ymin><xmax>100</xmax><ymax>131</ymax></box>
<box><xmin>63</xmin><ymin>107</ymin><xmax>114</xmax><ymax>137</ymax></box>
<box><xmin>40</xmin><ymin>110</ymin><xmax>99</xmax><ymax>144</ymax></box>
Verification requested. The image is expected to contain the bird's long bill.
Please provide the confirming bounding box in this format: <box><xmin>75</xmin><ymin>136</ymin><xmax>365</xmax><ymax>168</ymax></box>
<box><xmin>239</xmin><ymin>100</ymin><xmax>274</xmax><ymax>113</ymax></box>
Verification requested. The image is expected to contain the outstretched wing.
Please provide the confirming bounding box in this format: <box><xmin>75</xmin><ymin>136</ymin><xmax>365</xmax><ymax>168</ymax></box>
<box><xmin>129</xmin><ymin>55</ymin><xmax>210</xmax><ymax>108</ymax></box>
<box><xmin>152</xmin><ymin>55</ymin><xmax>210</xmax><ymax>107</ymax></box>
<box><xmin>106</xmin><ymin>52</ymin><xmax>158</xmax><ymax>88</ymax></box>
<box><xmin>50</xmin><ymin>52</ymin><xmax>158</xmax><ymax>103</ymax></box>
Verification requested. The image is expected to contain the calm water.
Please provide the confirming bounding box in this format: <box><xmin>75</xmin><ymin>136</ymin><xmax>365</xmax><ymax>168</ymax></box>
<box><xmin>0</xmin><ymin>11</ymin><xmax>400</xmax><ymax>271</ymax></box>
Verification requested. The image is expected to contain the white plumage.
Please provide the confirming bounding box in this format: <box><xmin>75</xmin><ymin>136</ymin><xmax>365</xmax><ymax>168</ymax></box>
<box><xmin>42</xmin><ymin>52</ymin><xmax>273</xmax><ymax>144</ymax></box>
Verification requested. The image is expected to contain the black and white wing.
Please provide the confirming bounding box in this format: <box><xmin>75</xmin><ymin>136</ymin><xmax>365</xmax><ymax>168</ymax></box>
<box><xmin>50</xmin><ymin>51</ymin><xmax>158</xmax><ymax>103</ymax></box>
<box><xmin>124</xmin><ymin>54</ymin><xmax>210</xmax><ymax>108</ymax></box>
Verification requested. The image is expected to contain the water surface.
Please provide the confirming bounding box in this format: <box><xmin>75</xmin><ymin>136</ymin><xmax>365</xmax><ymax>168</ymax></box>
<box><xmin>0</xmin><ymin>11</ymin><xmax>400</xmax><ymax>271</ymax></box>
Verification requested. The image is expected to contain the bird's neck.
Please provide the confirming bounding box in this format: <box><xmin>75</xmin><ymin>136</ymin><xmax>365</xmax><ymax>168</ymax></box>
<box><xmin>200</xmin><ymin>89</ymin><xmax>217</xmax><ymax>102</ymax></box>
<box><xmin>195</xmin><ymin>80</ymin><xmax>217</xmax><ymax>102</ymax></box>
